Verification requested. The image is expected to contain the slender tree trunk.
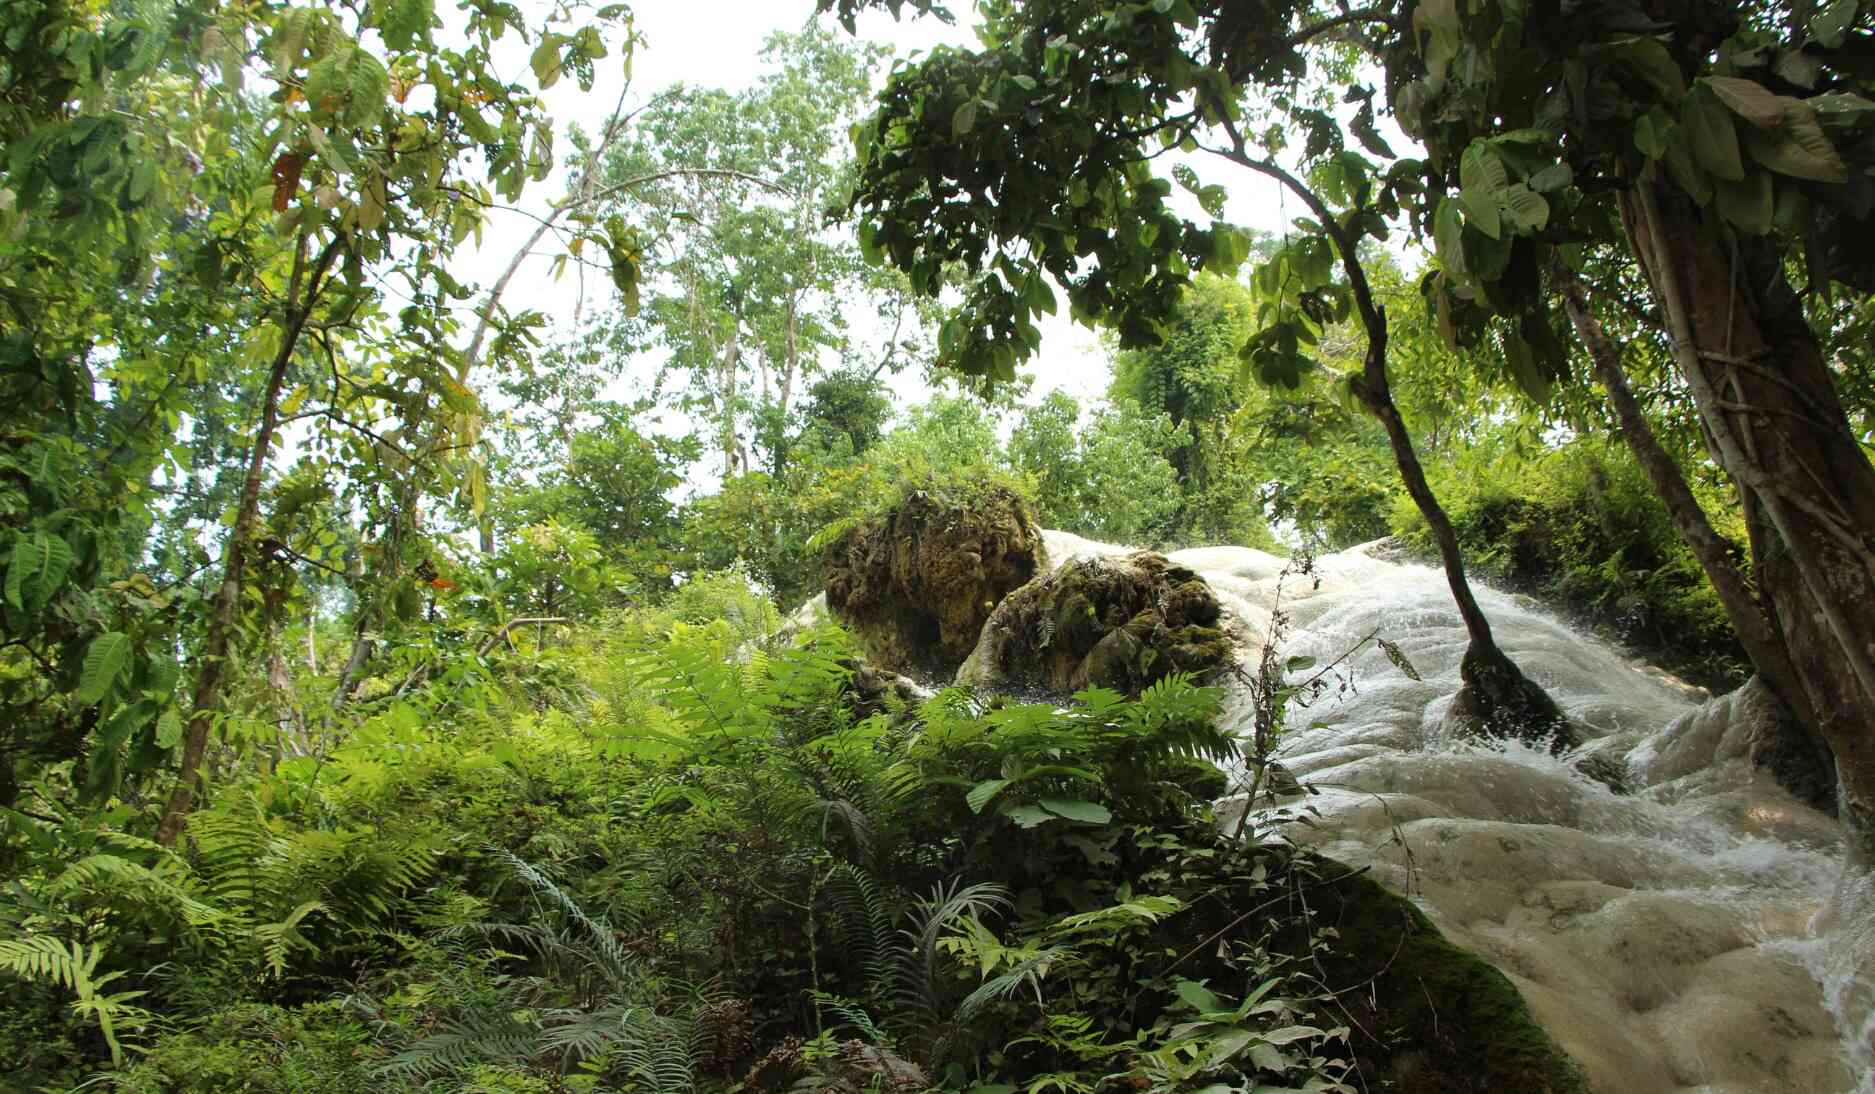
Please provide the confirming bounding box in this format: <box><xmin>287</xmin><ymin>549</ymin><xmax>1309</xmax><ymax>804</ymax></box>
<box><xmin>1349</xmin><ymin>348</ymin><xmax>1572</xmax><ymax>751</ymax></box>
<box><xmin>1620</xmin><ymin>174</ymin><xmax>1875</xmax><ymax>853</ymax></box>
<box><xmin>722</xmin><ymin>314</ymin><xmax>744</xmax><ymax>477</ymax></box>
<box><xmin>1215</xmin><ymin>144</ymin><xmax>1568</xmax><ymax>749</ymax></box>
<box><xmin>157</xmin><ymin>234</ymin><xmax>342</xmax><ymax>845</ymax></box>
<box><xmin>1560</xmin><ymin>269</ymin><xmax>1837</xmax><ymax>805</ymax></box>
<box><xmin>1558</xmin><ymin>271</ymin><xmax>1798</xmax><ymax>699</ymax></box>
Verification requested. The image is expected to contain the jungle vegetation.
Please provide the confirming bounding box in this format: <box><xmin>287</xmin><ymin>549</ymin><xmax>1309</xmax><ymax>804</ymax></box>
<box><xmin>2</xmin><ymin>0</ymin><xmax>1871</xmax><ymax>1088</ymax></box>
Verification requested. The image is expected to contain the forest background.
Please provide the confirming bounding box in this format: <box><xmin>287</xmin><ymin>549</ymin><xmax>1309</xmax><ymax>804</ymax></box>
<box><xmin>4</xmin><ymin>0</ymin><xmax>1872</xmax><ymax>1089</ymax></box>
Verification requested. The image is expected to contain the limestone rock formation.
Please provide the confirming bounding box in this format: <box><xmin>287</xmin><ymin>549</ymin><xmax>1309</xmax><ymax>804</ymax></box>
<box><xmin>956</xmin><ymin>551</ymin><xmax>1233</xmax><ymax>696</ymax></box>
<box><xmin>821</xmin><ymin>483</ymin><xmax>1044</xmax><ymax>677</ymax></box>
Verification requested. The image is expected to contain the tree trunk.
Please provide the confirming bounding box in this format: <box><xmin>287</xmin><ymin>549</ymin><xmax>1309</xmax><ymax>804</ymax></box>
<box><xmin>156</xmin><ymin>234</ymin><xmax>342</xmax><ymax>845</ymax></box>
<box><xmin>1227</xmin><ymin>149</ymin><xmax>1569</xmax><ymax>751</ymax></box>
<box><xmin>1559</xmin><ymin>269</ymin><xmax>1836</xmax><ymax>807</ymax></box>
<box><xmin>1350</xmin><ymin>358</ymin><xmax>1572</xmax><ymax>753</ymax></box>
<box><xmin>1620</xmin><ymin>174</ymin><xmax>1875</xmax><ymax>855</ymax></box>
<box><xmin>722</xmin><ymin>314</ymin><xmax>744</xmax><ymax>477</ymax></box>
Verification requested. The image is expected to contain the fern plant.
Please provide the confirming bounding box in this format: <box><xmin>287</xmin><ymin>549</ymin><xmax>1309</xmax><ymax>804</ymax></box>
<box><xmin>0</xmin><ymin>935</ymin><xmax>153</xmax><ymax>1064</ymax></box>
<box><xmin>374</xmin><ymin>850</ymin><xmax>705</xmax><ymax>1090</ymax></box>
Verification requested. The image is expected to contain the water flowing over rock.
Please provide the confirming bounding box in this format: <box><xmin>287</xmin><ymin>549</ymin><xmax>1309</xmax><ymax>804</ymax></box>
<box><xmin>821</xmin><ymin>484</ymin><xmax>1044</xmax><ymax>677</ymax></box>
<box><xmin>1038</xmin><ymin>531</ymin><xmax>1871</xmax><ymax>1092</ymax></box>
<box><xmin>955</xmin><ymin>549</ymin><xmax>1232</xmax><ymax>696</ymax></box>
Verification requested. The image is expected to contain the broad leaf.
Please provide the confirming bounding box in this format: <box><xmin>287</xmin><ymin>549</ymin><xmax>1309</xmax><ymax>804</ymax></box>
<box><xmin>1713</xmin><ymin>169</ymin><xmax>1775</xmax><ymax>234</ymax></box>
<box><xmin>78</xmin><ymin>632</ymin><xmax>133</xmax><ymax>704</ymax></box>
<box><xmin>5</xmin><ymin>530</ymin><xmax>74</xmax><ymax>613</ymax></box>
<box><xmin>1741</xmin><ymin>104</ymin><xmax>1848</xmax><ymax>183</ymax></box>
<box><xmin>1708</xmin><ymin>76</ymin><xmax>1788</xmax><ymax>128</ymax></box>
<box><xmin>1038</xmin><ymin>798</ymin><xmax>1112</xmax><ymax>824</ymax></box>
<box><xmin>1682</xmin><ymin>85</ymin><xmax>1744</xmax><ymax>181</ymax></box>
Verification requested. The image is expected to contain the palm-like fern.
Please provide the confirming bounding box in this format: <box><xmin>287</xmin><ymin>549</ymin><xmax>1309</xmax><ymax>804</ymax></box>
<box><xmin>0</xmin><ymin>935</ymin><xmax>152</xmax><ymax>1064</ymax></box>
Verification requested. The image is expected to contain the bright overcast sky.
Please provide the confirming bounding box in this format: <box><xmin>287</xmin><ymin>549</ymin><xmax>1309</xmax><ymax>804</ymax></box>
<box><xmin>459</xmin><ymin>0</ymin><xmax>1296</xmax><ymax>412</ymax></box>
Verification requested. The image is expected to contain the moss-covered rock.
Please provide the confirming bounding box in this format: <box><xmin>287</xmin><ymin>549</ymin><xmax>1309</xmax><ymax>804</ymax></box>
<box><xmin>1287</xmin><ymin>862</ymin><xmax>1590</xmax><ymax>1093</ymax></box>
<box><xmin>957</xmin><ymin>551</ymin><xmax>1233</xmax><ymax>696</ymax></box>
<box><xmin>821</xmin><ymin>482</ymin><xmax>1045</xmax><ymax>677</ymax></box>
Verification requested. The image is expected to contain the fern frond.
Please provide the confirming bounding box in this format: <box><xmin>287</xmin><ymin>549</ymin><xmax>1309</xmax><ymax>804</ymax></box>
<box><xmin>0</xmin><ymin>935</ymin><xmax>98</xmax><ymax>993</ymax></box>
<box><xmin>954</xmin><ymin>946</ymin><xmax>1074</xmax><ymax>1025</ymax></box>
<box><xmin>898</xmin><ymin>880</ymin><xmax>1010</xmax><ymax>1021</ymax></box>
<box><xmin>374</xmin><ymin>1010</ymin><xmax>540</xmax><ymax>1077</ymax></box>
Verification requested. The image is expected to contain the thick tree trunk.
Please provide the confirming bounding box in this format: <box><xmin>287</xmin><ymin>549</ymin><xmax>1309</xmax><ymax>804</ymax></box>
<box><xmin>1621</xmin><ymin>175</ymin><xmax>1875</xmax><ymax>855</ymax></box>
<box><xmin>156</xmin><ymin>234</ymin><xmax>340</xmax><ymax>845</ymax></box>
<box><xmin>1559</xmin><ymin>270</ymin><xmax>1836</xmax><ymax>806</ymax></box>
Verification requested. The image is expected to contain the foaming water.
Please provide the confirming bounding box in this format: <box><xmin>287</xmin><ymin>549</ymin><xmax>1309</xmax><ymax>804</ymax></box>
<box><xmin>1040</xmin><ymin>533</ymin><xmax>1868</xmax><ymax>1092</ymax></box>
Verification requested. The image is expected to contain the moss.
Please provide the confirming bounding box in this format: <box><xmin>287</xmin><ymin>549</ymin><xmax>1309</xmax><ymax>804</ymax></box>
<box><xmin>1286</xmin><ymin>862</ymin><xmax>1590</xmax><ymax>1094</ymax></box>
<box><xmin>821</xmin><ymin>479</ymin><xmax>1045</xmax><ymax>677</ymax></box>
<box><xmin>958</xmin><ymin>552</ymin><xmax>1233</xmax><ymax>696</ymax></box>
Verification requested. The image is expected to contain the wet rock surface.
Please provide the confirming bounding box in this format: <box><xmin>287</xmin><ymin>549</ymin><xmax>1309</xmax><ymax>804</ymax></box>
<box><xmin>956</xmin><ymin>551</ymin><xmax>1233</xmax><ymax>696</ymax></box>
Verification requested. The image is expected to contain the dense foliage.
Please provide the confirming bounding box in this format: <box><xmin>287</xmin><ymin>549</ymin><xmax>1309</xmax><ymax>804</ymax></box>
<box><xmin>5</xmin><ymin>0</ymin><xmax>1869</xmax><ymax>1085</ymax></box>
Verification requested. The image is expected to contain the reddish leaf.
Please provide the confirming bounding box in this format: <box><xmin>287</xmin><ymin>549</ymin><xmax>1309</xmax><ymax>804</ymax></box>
<box><xmin>271</xmin><ymin>152</ymin><xmax>305</xmax><ymax>212</ymax></box>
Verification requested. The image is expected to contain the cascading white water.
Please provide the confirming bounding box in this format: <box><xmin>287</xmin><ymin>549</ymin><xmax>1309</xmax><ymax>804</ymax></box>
<box><xmin>1038</xmin><ymin>530</ymin><xmax>1872</xmax><ymax>1093</ymax></box>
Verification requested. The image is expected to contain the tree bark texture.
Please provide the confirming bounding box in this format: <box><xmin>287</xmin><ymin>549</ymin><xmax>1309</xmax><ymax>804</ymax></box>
<box><xmin>1621</xmin><ymin>175</ymin><xmax>1875</xmax><ymax>854</ymax></box>
<box><xmin>1560</xmin><ymin>269</ymin><xmax>1836</xmax><ymax>807</ymax></box>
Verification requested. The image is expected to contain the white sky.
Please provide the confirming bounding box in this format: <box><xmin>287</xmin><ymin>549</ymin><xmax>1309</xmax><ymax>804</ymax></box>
<box><xmin>457</xmin><ymin>0</ymin><xmax>1300</xmax><ymax>416</ymax></box>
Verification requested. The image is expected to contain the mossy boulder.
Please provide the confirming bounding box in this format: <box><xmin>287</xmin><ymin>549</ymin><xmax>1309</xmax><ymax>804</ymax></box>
<box><xmin>956</xmin><ymin>552</ymin><xmax>1233</xmax><ymax>696</ymax></box>
<box><xmin>1286</xmin><ymin>862</ymin><xmax>1590</xmax><ymax>1093</ymax></box>
<box><xmin>821</xmin><ymin>483</ymin><xmax>1045</xmax><ymax>678</ymax></box>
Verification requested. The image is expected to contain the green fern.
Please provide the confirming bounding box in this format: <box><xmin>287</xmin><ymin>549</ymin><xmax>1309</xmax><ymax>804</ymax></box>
<box><xmin>0</xmin><ymin>935</ymin><xmax>151</xmax><ymax>1064</ymax></box>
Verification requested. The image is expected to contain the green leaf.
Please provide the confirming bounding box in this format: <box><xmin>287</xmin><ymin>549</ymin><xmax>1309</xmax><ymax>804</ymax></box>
<box><xmin>1707</xmin><ymin>76</ymin><xmax>1788</xmax><ymax>128</ymax></box>
<box><xmin>1633</xmin><ymin>108</ymin><xmax>1675</xmax><ymax>160</ymax></box>
<box><xmin>6</xmin><ymin>530</ymin><xmax>74</xmax><ymax>613</ymax></box>
<box><xmin>1527</xmin><ymin>162</ymin><xmax>1573</xmax><ymax>193</ymax></box>
<box><xmin>952</xmin><ymin>98</ymin><xmax>979</xmax><ymax>138</ymax></box>
<box><xmin>1377</xmin><ymin>638</ymin><xmax>1422</xmax><ymax>681</ymax></box>
<box><xmin>1811</xmin><ymin>0</ymin><xmax>1858</xmax><ymax>48</ymax></box>
<box><xmin>1810</xmin><ymin>92</ymin><xmax>1875</xmax><ymax>121</ymax></box>
<box><xmin>1501</xmin><ymin>332</ymin><xmax>1553</xmax><ymax>404</ymax></box>
<box><xmin>1285</xmin><ymin>655</ymin><xmax>1317</xmax><ymax>673</ymax></box>
<box><xmin>1458</xmin><ymin>142</ymin><xmax>1508</xmax><ymax>195</ymax></box>
<box><xmin>1260</xmin><ymin>1024</ymin><xmax>1327</xmax><ymax>1046</ymax></box>
<box><xmin>1741</xmin><ymin>103</ymin><xmax>1848</xmax><ymax>183</ymax></box>
<box><xmin>1175</xmin><ymin>979</ymin><xmax>1224</xmax><ymax>1013</ymax></box>
<box><xmin>1038</xmin><ymin>798</ymin><xmax>1112</xmax><ymax>824</ymax></box>
<box><xmin>1432</xmin><ymin>197</ymin><xmax>1468</xmax><ymax>279</ymax></box>
<box><xmin>1608</xmin><ymin>37</ymin><xmax>1684</xmax><ymax>103</ymax></box>
<box><xmin>78</xmin><ymin>632</ymin><xmax>132</xmax><ymax>704</ymax></box>
<box><xmin>966</xmin><ymin>777</ymin><xmax>1011</xmax><ymax>813</ymax></box>
<box><xmin>1498</xmin><ymin>184</ymin><xmax>1549</xmax><ymax>234</ymax></box>
<box><xmin>1682</xmin><ymin>84</ymin><xmax>1744</xmax><ymax>181</ymax></box>
<box><xmin>1713</xmin><ymin>169</ymin><xmax>1774</xmax><ymax>234</ymax></box>
<box><xmin>529</xmin><ymin>37</ymin><xmax>564</xmax><ymax>89</ymax></box>
<box><xmin>154</xmin><ymin>708</ymin><xmax>183</xmax><ymax>749</ymax></box>
<box><xmin>1001</xmin><ymin>804</ymin><xmax>1056</xmax><ymax>828</ymax></box>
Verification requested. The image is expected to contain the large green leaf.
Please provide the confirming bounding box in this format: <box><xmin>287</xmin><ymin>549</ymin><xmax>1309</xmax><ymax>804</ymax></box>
<box><xmin>1741</xmin><ymin>104</ymin><xmax>1848</xmax><ymax>183</ymax></box>
<box><xmin>1498</xmin><ymin>184</ymin><xmax>1549</xmax><ymax>234</ymax></box>
<box><xmin>1810</xmin><ymin>0</ymin><xmax>1859</xmax><ymax>49</ymax></box>
<box><xmin>78</xmin><ymin>632</ymin><xmax>133</xmax><ymax>704</ymax></box>
<box><xmin>1713</xmin><ymin>169</ymin><xmax>1774</xmax><ymax>234</ymax></box>
<box><xmin>1609</xmin><ymin>37</ymin><xmax>1685</xmax><ymax>104</ymax></box>
<box><xmin>5</xmin><ymin>530</ymin><xmax>75</xmax><ymax>614</ymax></box>
<box><xmin>1038</xmin><ymin>798</ymin><xmax>1113</xmax><ymax>824</ymax></box>
<box><xmin>1707</xmin><ymin>76</ymin><xmax>1788</xmax><ymax>128</ymax></box>
<box><xmin>1682</xmin><ymin>84</ymin><xmax>1744</xmax><ymax>181</ymax></box>
<box><xmin>1432</xmin><ymin>196</ymin><xmax>1468</xmax><ymax>278</ymax></box>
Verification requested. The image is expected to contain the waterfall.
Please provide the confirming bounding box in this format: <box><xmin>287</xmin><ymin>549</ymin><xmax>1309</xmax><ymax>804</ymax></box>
<box><xmin>1038</xmin><ymin>530</ymin><xmax>1871</xmax><ymax>1092</ymax></box>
